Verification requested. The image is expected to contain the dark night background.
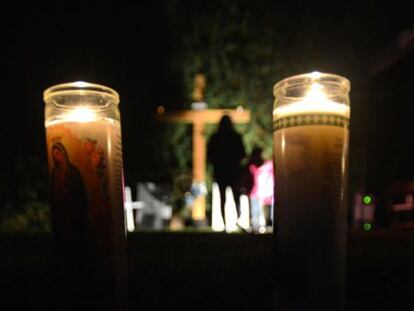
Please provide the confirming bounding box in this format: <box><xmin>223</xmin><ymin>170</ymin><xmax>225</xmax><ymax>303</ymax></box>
<box><xmin>1</xmin><ymin>2</ymin><xmax>413</xmax><ymax>212</ymax></box>
<box><xmin>1</xmin><ymin>2</ymin><xmax>176</xmax><ymax>184</ymax></box>
<box><xmin>1</xmin><ymin>1</ymin><xmax>414</xmax><ymax>309</ymax></box>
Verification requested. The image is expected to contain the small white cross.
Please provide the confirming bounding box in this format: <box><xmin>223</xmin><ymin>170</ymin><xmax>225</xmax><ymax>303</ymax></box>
<box><xmin>124</xmin><ymin>186</ymin><xmax>145</xmax><ymax>232</ymax></box>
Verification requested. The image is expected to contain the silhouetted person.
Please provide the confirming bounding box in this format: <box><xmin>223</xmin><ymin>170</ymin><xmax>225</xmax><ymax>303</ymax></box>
<box><xmin>207</xmin><ymin>115</ymin><xmax>246</xmax><ymax>219</ymax></box>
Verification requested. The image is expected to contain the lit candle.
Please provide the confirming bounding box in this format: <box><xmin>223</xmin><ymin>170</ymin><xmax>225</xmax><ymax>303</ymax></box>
<box><xmin>273</xmin><ymin>72</ymin><xmax>351</xmax><ymax>310</ymax></box>
<box><xmin>44</xmin><ymin>81</ymin><xmax>126</xmax><ymax>307</ymax></box>
<box><xmin>273</xmin><ymin>82</ymin><xmax>350</xmax><ymax>118</ymax></box>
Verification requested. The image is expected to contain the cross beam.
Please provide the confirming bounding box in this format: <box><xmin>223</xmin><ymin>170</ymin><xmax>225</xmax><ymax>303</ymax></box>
<box><xmin>157</xmin><ymin>108</ymin><xmax>250</xmax><ymax>223</ymax></box>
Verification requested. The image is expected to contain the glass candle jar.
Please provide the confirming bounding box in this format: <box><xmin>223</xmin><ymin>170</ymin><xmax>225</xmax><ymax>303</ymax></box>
<box><xmin>273</xmin><ymin>72</ymin><xmax>350</xmax><ymax>310</ymax></box>
<box><xmin>44</xmin><ymin>81</ymin><xmax>127</xmax><ymax>309</ymax></box>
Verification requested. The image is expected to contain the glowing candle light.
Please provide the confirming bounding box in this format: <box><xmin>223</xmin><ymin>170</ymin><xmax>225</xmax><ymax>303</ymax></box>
<box><xmin>273</xmin><ymin>72</ymin><xmax>351</xmax><ymax>310</ymax></box>
<box><xmin>64</xmin><ymin>106</ymin><xmax>98</xmax><ymax>122</ymax></box>
<box><xmin>274</xmin><ymin>83</ymin><xmax>350</xmax><ymax>118</ymax></box>
<box><xmin>44</xmin><ymin>81</ymin><xmax>126</xmax><ymax>308</ymax></box>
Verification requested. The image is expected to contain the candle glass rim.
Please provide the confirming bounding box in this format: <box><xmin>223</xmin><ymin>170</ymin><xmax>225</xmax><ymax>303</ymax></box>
<box><xmin>43</xmin><ymin>81</ymin><xmax>120</xmax><ymax>105</ymax></box>
<box><xmin>273</xmin><ymin>72</ymin><xmax>350</xmax><ymax>97</ymax></box>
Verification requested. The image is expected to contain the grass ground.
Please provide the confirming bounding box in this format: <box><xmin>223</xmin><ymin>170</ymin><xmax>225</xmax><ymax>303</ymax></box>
<box><xmin>1</xmin><ymin>229</ymin><xmax>414</xmax><ymax>310</ymax></box>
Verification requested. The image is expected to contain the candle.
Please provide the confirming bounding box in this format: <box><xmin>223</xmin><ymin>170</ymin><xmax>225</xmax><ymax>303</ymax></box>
<box><xmin>273</xmin><ymin>72</ymin><xmax>350</xmax><ymax>310</ymax></box>
<box><xmin>44</xmin><ymin>82</ymin><xmax>126</xmax><ymax>309</ymax></box>
<box><xmin>273</xmin><ymin>82</ymin><xmax>350</xmax><ymax>118</ymax></box>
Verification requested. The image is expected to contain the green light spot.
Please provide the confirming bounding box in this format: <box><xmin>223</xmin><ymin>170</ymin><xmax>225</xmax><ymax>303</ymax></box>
<box><xmin>363</xmin><ymin>195</ymin><xmax>372</xmax><ymax>205</ymax></box>
<box><xmin>363</xmin><ymin>223</ymin><xmax>372</xmax><ymax>231</ymax></box>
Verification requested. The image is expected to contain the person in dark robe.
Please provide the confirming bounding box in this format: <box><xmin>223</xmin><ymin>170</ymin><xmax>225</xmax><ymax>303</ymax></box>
<box><xmin>207</xmin><ymin>115</ymin><xmax>246</xmax><ymax>220</ymax></box>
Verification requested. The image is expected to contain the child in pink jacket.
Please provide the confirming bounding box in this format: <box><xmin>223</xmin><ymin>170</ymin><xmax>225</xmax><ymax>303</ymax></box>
<box><xmin>248</xmin><ymin>147</ymin><xmax>274</xmax><ymax>232</ymax></box>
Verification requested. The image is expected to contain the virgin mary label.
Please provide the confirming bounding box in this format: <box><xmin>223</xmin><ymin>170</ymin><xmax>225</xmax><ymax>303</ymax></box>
<box><xmin>44</xmin><ymin>82</ymin><xmax>127</xmax><ymax>309</ymax></box>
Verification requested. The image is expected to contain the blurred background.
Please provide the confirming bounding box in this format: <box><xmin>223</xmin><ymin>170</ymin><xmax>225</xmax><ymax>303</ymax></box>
<box><xmin>1</xmin><ymin>1</ymin><xmax>413</xmax><ymax>232</ymax></box>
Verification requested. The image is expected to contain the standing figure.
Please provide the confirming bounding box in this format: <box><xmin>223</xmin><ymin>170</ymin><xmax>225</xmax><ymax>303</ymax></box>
<box><xmin>207</xmin><ymin>115</ymin><xmax>246</xmax><ymax>220</ymax></box>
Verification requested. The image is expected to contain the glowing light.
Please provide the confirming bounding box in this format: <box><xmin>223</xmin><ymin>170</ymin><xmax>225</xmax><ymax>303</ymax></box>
<box><xmin>72</xmin><ymin>81</ymin><xmax>89</xmax><ymax>88</ymax></box>
<box><xmin>157</xmin><ymin>105</ymin><xmax>165</xmax><ymax>114</ymax></box>
<box><xmin>363</xmin><ymin>223</ymin><xmax>372</xmax><ymax>231</ymax></box>
<box><xmin>306</xmin><ymin>83</ymin><xmax>326</xmax><ymax>102</ymax></box>
<box><xmin>281</xmin><ymin>134</ymin><xmax>286</xmax><ymax>154</ymax></box>
<box><xmin>310</xmin><ymin>71</ymin><xmax>322</xmax><ymax>79</ymax></box>
<box><xmin>66</xmin><ymin>107</ymin><xmax>97</xmax><ymax>122</ymax></box>
<box><xmin>236</xmin><ymin>105</ymin><xmax>244</xmax><ymax>113</ymax></box>
<box><xmin>363</xmin><ymin>195</ymin><xmax>372</xmax><ymax>205</ymax></box>
<box><xmin>274</xmin><ymin>81</ymin><xmax>350</xmax><ymax>119</ymax></box>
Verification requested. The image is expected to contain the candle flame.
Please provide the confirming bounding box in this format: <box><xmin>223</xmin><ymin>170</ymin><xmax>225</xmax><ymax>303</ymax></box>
<box><xmin>309</xmin><ymin>71</ymin><xmax>321</xmax><ymax>79</ymax></box>
<box><xmin>72</xmin><ymin>81</ymin><xmax>89</xmax><ymax>88</ymax></box>
<box><xmin>305</xmin><ymin>83</ymin><xmax>326</xmax><ymax>102</ymax></box>
<box><xmin>274</xmin><ymin>82</ymin><xmax>349</xmax><ymax>119</ymax></box>
<box><xmin>66</xmin><ymin>107</ymin><xmax>97</xmax><ymax>122</ymax></box>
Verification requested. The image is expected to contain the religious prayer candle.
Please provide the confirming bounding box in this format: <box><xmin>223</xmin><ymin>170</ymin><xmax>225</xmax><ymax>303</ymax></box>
<box><xmin>273</xmin><ymin>72</ymin><xmax>350</xmax><ymax>310</ymax></box>
<box><xmin>44</xmin><ymin>82</ymin><xmax>127</xmax><ymax>309</ymax></box>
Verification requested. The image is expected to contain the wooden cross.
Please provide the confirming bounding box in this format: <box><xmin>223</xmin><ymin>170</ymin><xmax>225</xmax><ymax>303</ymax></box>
<box><xmin>156</xmin><ymin>74</ymin><xmax>250</xmax><ymax>223</ymax></box>
<box><xmin>157</xmin><ymin>108</ymin><xmax>250</xmax><ymax>223</ymax></box>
